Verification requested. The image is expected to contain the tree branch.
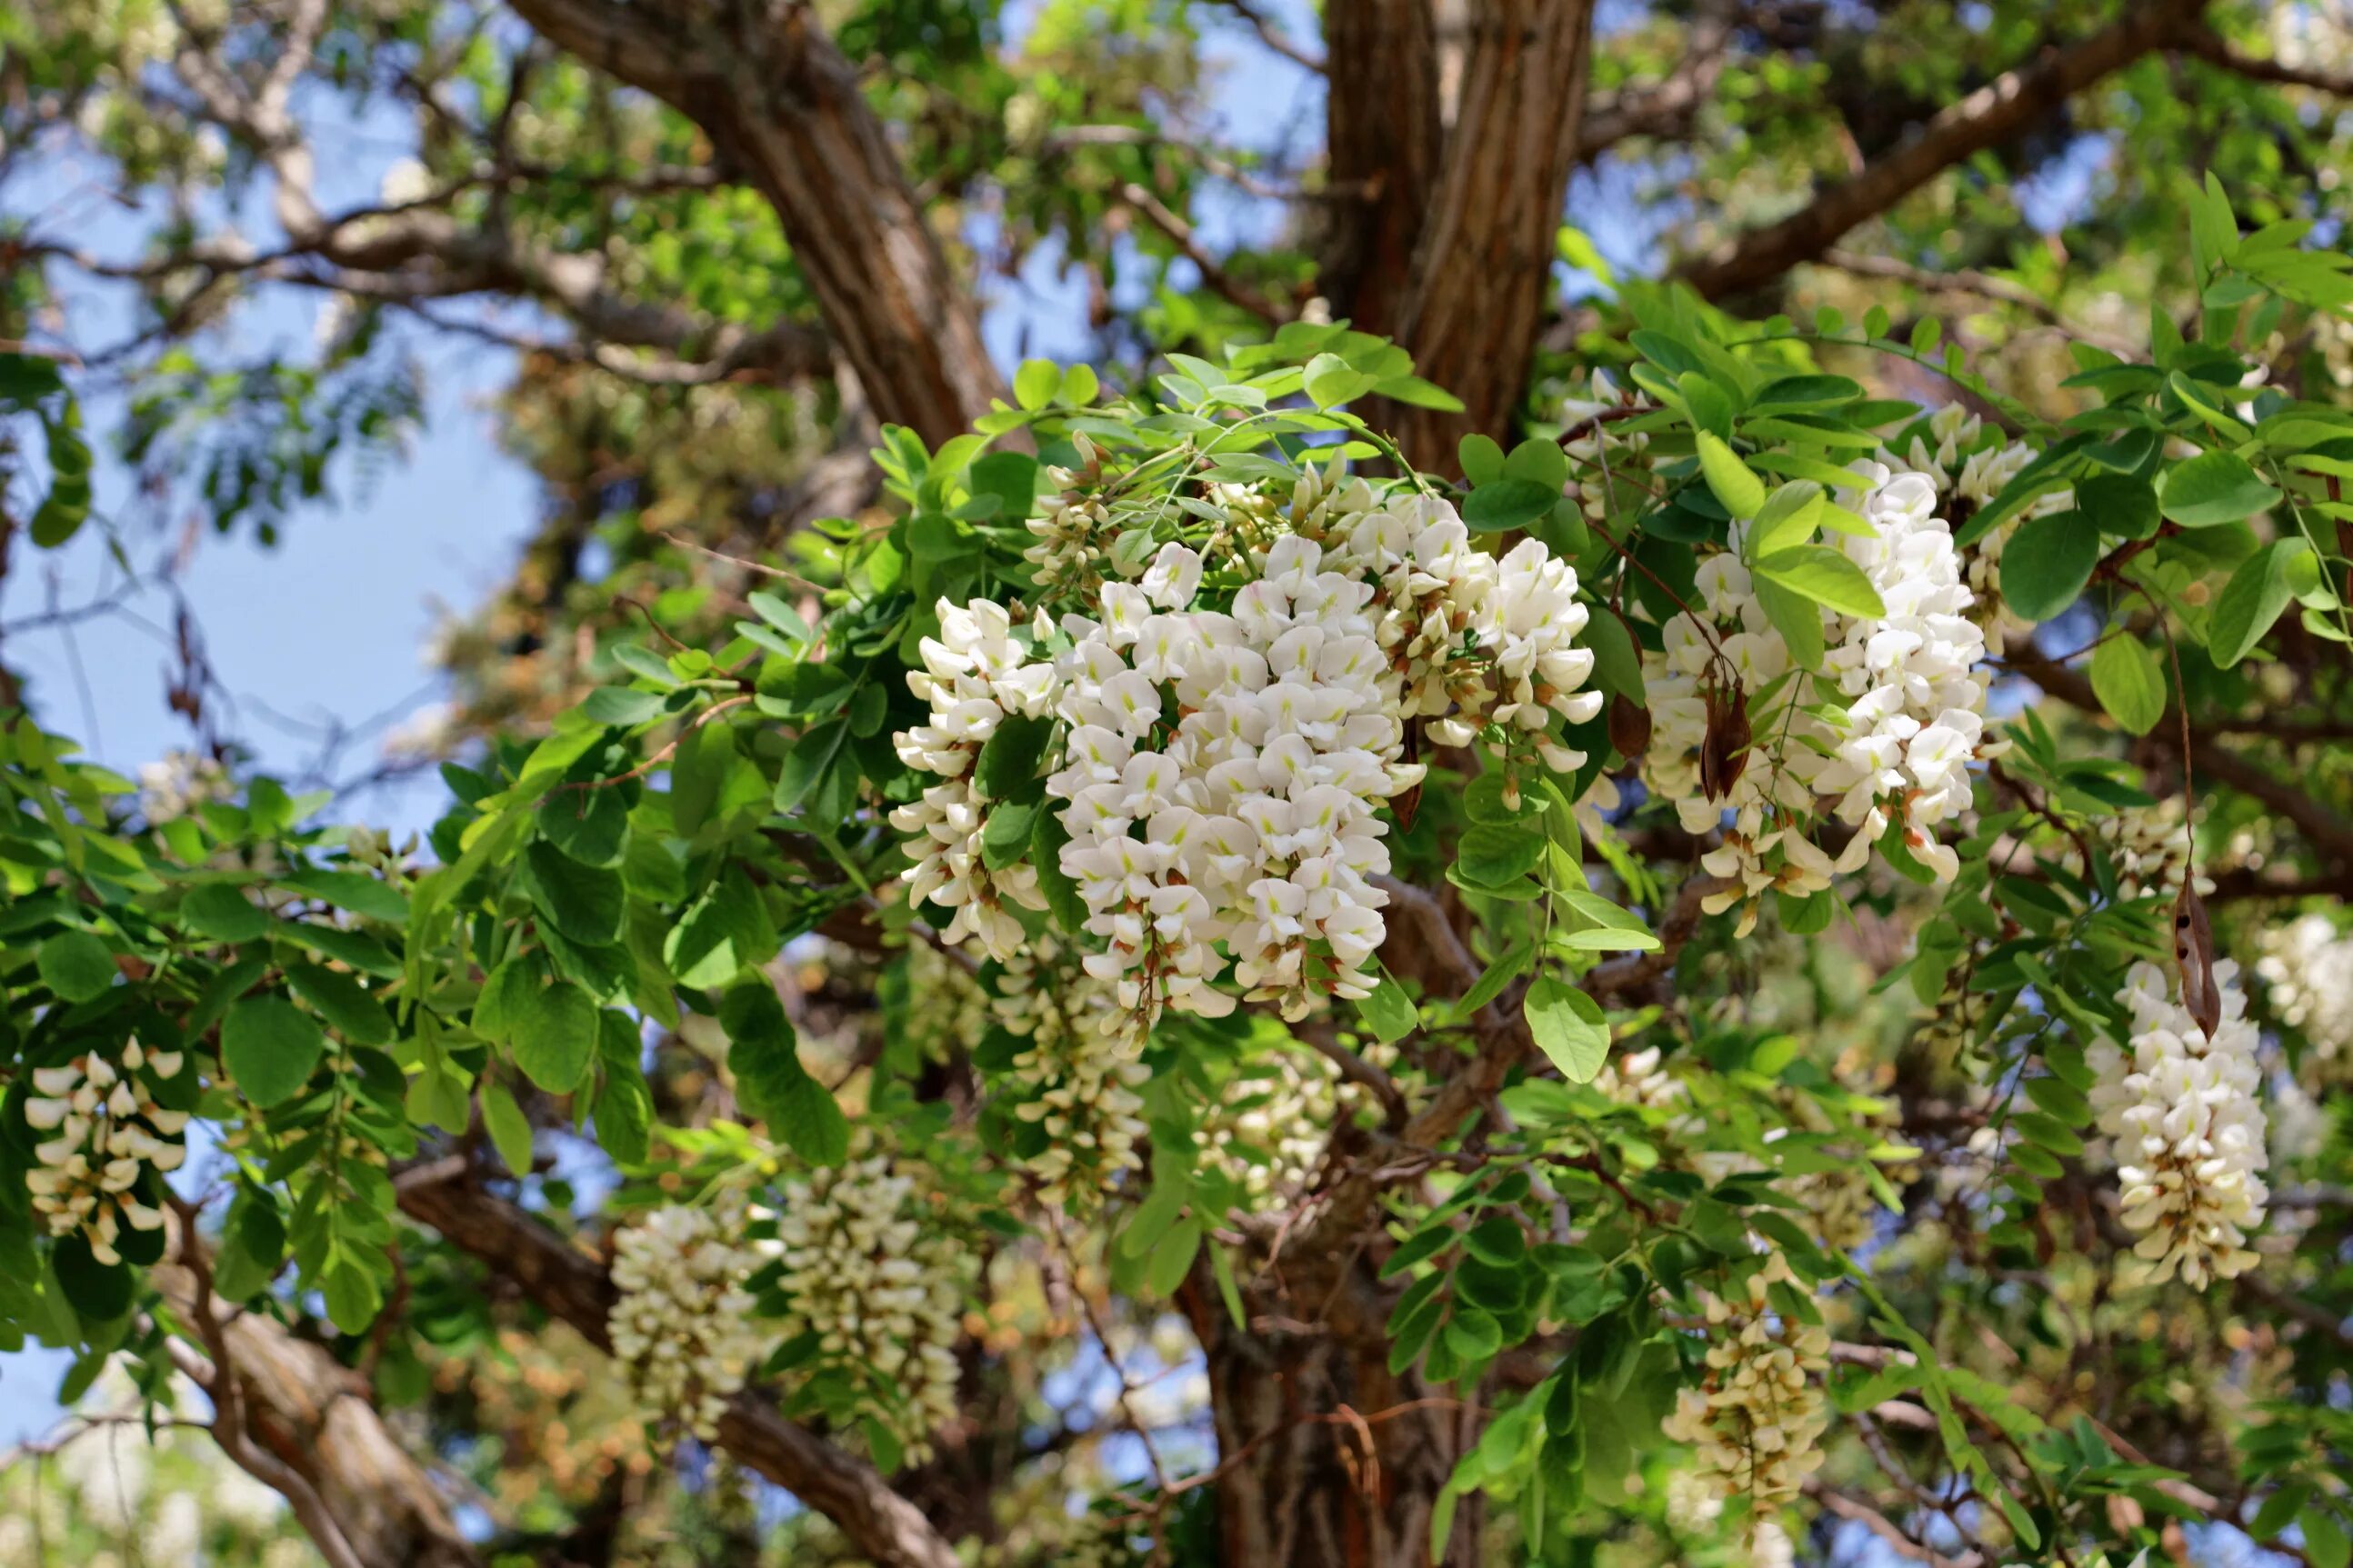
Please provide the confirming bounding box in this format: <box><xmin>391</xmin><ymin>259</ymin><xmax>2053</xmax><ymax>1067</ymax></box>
<box><xmin>1376</xmin><ymin>0</ymin><xmax>1600</xmax><ymax>467</ymax></box>
<box><xmin>502</xmin><ymin>0</ymin><xmax>1006</xmax><ymax>444</ymax></box>
<box><xmin>153</xmin><ymin>1207</ymin><xmax>478</xmax><ymax>1568</ymax></box>
<box><xmin>1676</xmin><ymin>0</ymin><xmax>2207</xmax><ymax>301</ymax></box>
<box><xmin>2178</xmin><ymin>24</ymin><xmax>2353</xmax><ymax>95</ymax></box>
<box><xmin>395</xmin><ymin>1164</ymin><xmax>964</xmax><ymax>1568</ymax></box>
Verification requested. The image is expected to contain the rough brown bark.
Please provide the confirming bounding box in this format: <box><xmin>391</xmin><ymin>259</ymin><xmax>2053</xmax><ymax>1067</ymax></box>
<box><xmin>504</xmin><ymin>0</ymin><xmax>1006</xmax><ymax>446</ymax></box>
<box><xmin>1338</xmin><ymin>0</ymin><xmax>1598</xmax><ymax>473</ymax></box>
<box><xmin>151</xmin><ymin>1245</ymin><xmax>480</xmax><ymax>1568</ymax></box>
<box><xmin>1190</xmin><ymin>1268</ymin><xmax>1482</xmax><ymax>1568</ymax></box>
<box><xmin>395</xmin><ymin>1167</ymin><xmax>965</xmax><ymax>1568</ymax></box>
<box><xmin>1675</xmin><ymin>0</ymin><xmax>2207</xmax><ymax>302</ymax></box>
<box><xmin>1318</xmin><ymin>0</ymin><xmax>1444</xmax><ymax>339</ymax></box>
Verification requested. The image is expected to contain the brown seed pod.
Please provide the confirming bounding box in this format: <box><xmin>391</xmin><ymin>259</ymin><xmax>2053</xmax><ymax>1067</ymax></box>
<box><xmin>1607</xmin><ymin>691</ymin><xmax>1653</xmax><ymax>760</ymax></box>
<box><xmin>2173</xmin><ymin>879</ymin><xmax>2221</xmax><ymax>1041</ymax></box>
<box><xmin>1699</xmin><ymin>655</ymin><xmax>1751</xmax><ymax>803</ymax></box>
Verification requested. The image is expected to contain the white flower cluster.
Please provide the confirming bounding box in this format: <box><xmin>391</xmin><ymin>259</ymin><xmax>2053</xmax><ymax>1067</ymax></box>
<box><xmin>1813</xmin><ymin>461</ymin><xmax>1997</xmax><ymax>883</ymax></box>
<box><xmin>1637</xmin><ymin>462</ymin><xmax>1996</xmax><ymax>929</ymax></box>
<box><xmin>1048</xmin><ymin>534</ymin><xmax>1415</xmax><ymax>1027</ymax></box>
<box><xmin>2091</xmin><ymin>961</ymin><xmax>2270</xmax><ymax>1288</ymax></box>
<box><xmin>607</xmin><ymin>1201</ymin><xmax>769</xmax><ymax>1438</ymax></box>
<box><xmin>991</xmin><ymin>942</ymin><xmax>1151</xmax><ymax>1206</ymax></box>
<box><xmin>2096</xmin><ymin>799</ymin><xmax>2214</xmax><ymax>902</ymax></box>
<box><xmin>766</xmin><ymin>1148</ymin><xmax>964</xmax><ymax>1461</ymax></box>
<box><xmin>890</xmin><ymin>599</ymin><xmax>1058</xmax><ymax>960</ymax></box>
<box><xmin>1883</xmin><ymin>402</ymin><xmax>2069</xmax><ymax>658</ymax></box>
<box><xmin>135</xmin><ymin>750</ymin><xmax>231</xmax><ymax>824</ymax></box>
<box><xmin>2256</xmin><ymin>913</ymin><xmax>2353</xmax><ymax>1065</ymax></box>
<box><xmin>1660</xmin><ymin>1251</ymin><xmax>1832</xmax><ymax>1530</ymax></box>
<box><xmin>894</xmin><ymin>470</ymin><xmax>1601</xmax><ymax>1044</ymax></box>
<box><xmin>25</xmin><ymin>1041</ymin><xmax>189</xmax><ymax>1264</ymax></box>
<box><xmin>1642</xmin><ymin>547</ymin><xmax>1833</xmax><ymax>924</ymax></box>
<box><xmin>1199</xmin><ymin>1047</ymin><xmax>1340</xmax><ymax>1206</ymax></box>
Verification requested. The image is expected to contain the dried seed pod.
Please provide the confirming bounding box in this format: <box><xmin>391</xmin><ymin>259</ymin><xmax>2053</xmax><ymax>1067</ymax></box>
<box><xmin>2174</xmin><ymin>880</ymin><xmax>2221</xmax><ymax>1041</ymax></box>
<box><xmin>1698</xmin><ymin>656</ymin><xmax>1750</xmax><ymax>804</ymax></box>
<box><xmin>1607</xmin><ymin>691</ymin><xmax>1653</xmax><ymax>760</ymax></box>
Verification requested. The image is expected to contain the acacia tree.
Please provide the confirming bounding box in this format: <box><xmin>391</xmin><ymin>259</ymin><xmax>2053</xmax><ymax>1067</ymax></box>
<box><xmin>5</xmin><ymin>3</ymin><xmax>2353</xmax><ymax>1565</ymax></box>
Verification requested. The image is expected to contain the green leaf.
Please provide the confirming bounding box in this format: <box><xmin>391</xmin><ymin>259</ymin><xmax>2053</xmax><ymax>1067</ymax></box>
<box><xmin>285</xmin><ymin>962</ymin><xmax>396</xmax><ymax>1046</ymax></box>
<box><xmin>581</xmin><ymin>687</ymin><xmax>666</xmax><ymax>725</ymax></box>
<box><xmin>37</xmin><ymin>931</ymin><xmax>116</xmax><ymax>1003</ymax></box>
<box><xmin>1525</xmin><ymin>976</ymin><xmax>1609</xmax><ymax>1083</ymax></box>
<box><xmin>2209</xmin><ymin>537</ymin><xmax>2320</xmax><ymax>667</ymax></box>
<box><xmin>720</xmin><ymin>979</ymin><xmax>848</xmax><ymax>1164</ymax></box>
<box><xmin>1583</xmin><ymin>608</ymin><xmax>1645</xmax><ymax>702</ymax></box>
<box><xmin>1304</xmin><ymin>352</ymin><xmax>1378</xmax><ymax>408</ymax></box>
<box><xmin>479</xmin><ymin>1081</ymin><xmax>535</xmax><ymax>1176</ymax></box>
<box><xmin>1014</xmin><ymin>359</ymin><xmax>1062</xmax><ymax>410</ymax></box>
<box><xmin>1751</xmin><ymin>545</ymin><xmax>1886</xmax><ymax>617</ymax></box>
<box><xmin>1059</xmin><ymin>363</ymin><xmax>1100</xmax><ymax>404</ymax></box>
<box><xmin>976</xmin><ymin>714</ymin><xmax>1054</xmax><ymax>801</ymax></box>
<box><xmin>2088</xmin><ymin>634</ymin><xmax>2167</xmax><ymax>735</ymax></box>
<box><xmin>51</xmin><ymin>1237</ymin><xmax>133</xmax><ymax>1322</ymax></box>
<box><xmin>222</xmin><ymin>997</ymin><xmax>326</xmax><ymax>1108</ymax></box>
<box><xmin>1462</xmin><ymin>479</ymin><xmax>1559</xmax><ymax>534</ymax></box>
<box><xmin>1456</xmin><ymin>824</ymin><xmax>1548</xmax><ymax>888</ymax></box>
<box><xmin>2305</xmin><ymin>1508</ymin><xmax>2351</xmax><ymax>1568</ymax></box>
<box><xmin>1998</xmin><ymin>512</ymin><xmax>2099</xmax><ymax>622</ymax></box>
<box><xmin>1354</xmin><ymin>975</ymin><xmax>1418</xmax><ymax>1043</ymax></box>
<box><xmin>1745</xmin><ymin>481</ymin><xmax>1825</xmax><ymax>558</ymax></box>
<box><xmin>593</xmin><ymin>1066</ymin><xmax>653</xmax><ymax>1165</ymax></box>
<box><xmin>513</xmin><ymin>979</ymin><xmax>597</xmax><ymax>1093</ymax></box>
<box><xmin>2159</xmin><ymin>451</ymin><xmax>2278</xmax><ymax>527</ymax></box>
<box><xmin>523</xmin><ymin>841</ymin><xmax>626</xmax><ymax>945</ymax></box>
<box><xmin>1458</xmin><ymin>434</ymin><xmax>1507</xmax><ymax>485</ymax></box>
<box><xmin>980</xmin><ymin>800</ymin><xmax>1036</xmax><ymax>871</ymax></box>
<box><xmin>180</xmin><ymin>883</ymin><xmax>271</xmax><ymax>943</ymax></box>
<box><xmin>2075</xmin><ymin>472</ymin><xmax>2160</xmax><ymax>540</ymax></box>
<box><xmin>1695</xmin><ymin>432</ymin><xmax>1765</xmax><ymax>520</ymax></box>
<box><xmin>536</xmin><ymin>784</ymin><xmax>631</xmax><ymax>868</ymax></box>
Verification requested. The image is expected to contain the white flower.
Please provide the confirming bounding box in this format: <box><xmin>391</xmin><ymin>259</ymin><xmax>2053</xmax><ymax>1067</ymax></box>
<box><xmin>25</xmin><ymin>1040</ymin><xmax>188</xmax><ymax>1263</ymax></box>
<box><xmin>2089</xmin><ymin>959</ymin><xmax>2269</xmax><ymax>1288</ymax></box>
<box><xmin>1660</xmin><ymin>1250</ymin><xmax>1831</xmax><ymax>1536</ymax></box>
<box><xmin>2257</xmin><ymin>913</ymin><xmax>2353</xmax><ymax>1067</ymax></box>
<box><xmin>765</xmin><ymin>1144</ymin><xmax>965</xmax><ymax>1460</ymax></box>
<box><xmin>608</xmin><ymin>1199</ymin><xmax>770</xmax><ymax>1438</ymax></box>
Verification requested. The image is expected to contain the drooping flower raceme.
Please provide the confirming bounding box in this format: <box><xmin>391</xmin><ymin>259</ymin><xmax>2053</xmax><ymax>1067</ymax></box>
<box><xmin>890</xmin><ymin>599</ymin><xmax>1059</xmax><ymax>961</ymax></box>
<box><xmin>2091</xmin><ymin>961</ymin><xmax>2269</xmax><ymax>1288</ymax></box>
<box><xmin>25</xmin><ymin>1040</ymin><xmax>190</xmax><ymax>1264</ymax></box>
<box><xmin>1631</xmin><ymin>458</ymin><xmax>1998</xmax><ymax>928</ymax></box>
<box><xmin>2256</xmin><ymin>913</ymin><xmax>2353</xmax><ymax>1067</ymax></box>
<box><xmin>1812</xmin><ymin>462</ymin><xmax>1998</xmax><ymax>884</ymax></box>
<box><xmin>608</xmin><ymin>1200</ymin><xmax>770</xmax><ymax>1438</ymax></box>
<box><xmin>766</xmin><ymin>1147</ymin><xmax>965</xmax><ymax>1461</ymax></box>
<box><xmin>989</xmin><ymin>940</ymin><xmax>1150</xmax><ymax>1208</ymax></box>
<box><xmin>1660</xmin><ymin>1250</ymin><xmax>1832</xmax><ymax>1533</ymax></box>
<box><xmin>891</xmin><ymin>472</ymin><xmax>1602</xmax><ymax>1047</ymax></box>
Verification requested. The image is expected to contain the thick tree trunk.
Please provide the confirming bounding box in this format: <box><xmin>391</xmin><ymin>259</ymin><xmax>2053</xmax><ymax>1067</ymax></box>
<box><xmin>1377</xmin><ymin>0</ymin><xmax>1596</xmax><ymax>473</ymax></box>
<box><xmin>1319</xmin><ymin>0</ymin><xmax>1444</xmax><ymax>340</ymax></box>
<box><xmin>505</xmin><ymin>0</ymin><xmax>1006</xmax><ymax>447</ymax></box>
<box><xmin>1321</xmin><ymin>0</ymin><xmax>1597</xmax><ymax>474</ymax></box>
<box><xmin>1188</xmin><ymin>1264</ymin><xmax>1481</xmax><ymax>1568</ymax></box>
<box><xmin>150</xmin><ymin>1252</ymin><xmax>480</xmax><ymax>1568</ymax></box>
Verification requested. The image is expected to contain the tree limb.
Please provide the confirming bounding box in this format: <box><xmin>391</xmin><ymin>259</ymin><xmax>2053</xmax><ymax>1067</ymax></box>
<box><xmin>153</xmin><ymin>1207</ymin><xmax>478</xmax><ymax>1568</ymax></box>
<box><xmin>1376</xmin><ymin>0</ymin><xmax>1600</xmax><ymax>467</ymax></box>
<box><xmin>2178</xmin><ymin>24</ymin><xmax>2353</xmax><ymax>95</ymax></box>
<box><xmin>1677</xmin><ymin>0</ymin><xmax>2207</xmax><ymax>301</ymax></box>
<box><xmin>502</xmin><ymin>0</ymin><xmax>1006</xmax><ymax>444</ymax></box>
